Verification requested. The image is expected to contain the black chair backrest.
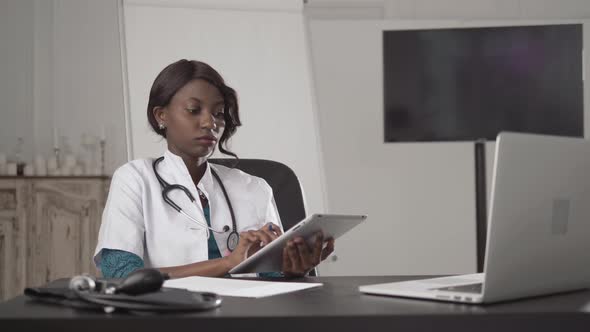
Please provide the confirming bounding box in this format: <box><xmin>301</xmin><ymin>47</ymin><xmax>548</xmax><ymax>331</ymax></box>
<box><xmin>208</xmin><ymin>158</ymin><xmax>306</xmax><ymax>231</ymax></box>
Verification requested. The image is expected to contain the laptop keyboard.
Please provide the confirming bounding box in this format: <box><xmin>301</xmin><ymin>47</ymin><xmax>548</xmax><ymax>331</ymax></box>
<box><xmin>434</xmin><ymin>283</ymin><xmax>483</xmax><ymax>294</ymax></box>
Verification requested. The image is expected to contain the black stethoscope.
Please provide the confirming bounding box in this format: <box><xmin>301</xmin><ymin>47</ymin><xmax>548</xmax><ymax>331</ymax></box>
<box><xmin>152</xmin><ymin>156</ymin><xmax>240</xmax><ymax>252</ymax></box>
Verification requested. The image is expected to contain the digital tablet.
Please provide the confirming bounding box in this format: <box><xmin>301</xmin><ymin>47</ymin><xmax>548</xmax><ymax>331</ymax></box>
<box><xmin>229</xmin><ymin>213</ymin><xmax>367</xmax><ymax>274</ymax></box>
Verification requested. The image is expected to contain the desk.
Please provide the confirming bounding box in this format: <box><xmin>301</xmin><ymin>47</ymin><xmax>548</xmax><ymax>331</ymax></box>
<box><xmin>1</xmin><ymin>276</ymin><xmax>589</xmax><ymax>331</ymax></box>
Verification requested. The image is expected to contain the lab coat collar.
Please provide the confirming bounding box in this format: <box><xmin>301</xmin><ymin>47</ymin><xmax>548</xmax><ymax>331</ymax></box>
<box><xmin>162</xmin><ymin>149</ymin><xmax>214</xmax><ymax>201</ymax></box>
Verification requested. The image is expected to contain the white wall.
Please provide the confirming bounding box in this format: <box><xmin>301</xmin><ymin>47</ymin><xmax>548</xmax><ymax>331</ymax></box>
<box><xmin>122</xmin><ymin>0</ymin><xmax>327</xmax><ymax>214</ymax></box>
<box><xmin>0</xmin><ymin>0</ymin><xmax>127</xmax><ymax>174</ymax></box>
<box><xmin>0</xmin><ymin>0</ymin><xmax>35</xmax><ymax>160</ymax></box>
<box><xmin>32</xmin><ymin>0</ymin><xmax>54</xmax><ymax>164</ymax></box>
<box><xmin>309</xmin><ymin>20</ymin><xmax>478</xmax><ymax>276</ymax></box>
<box><xmin>306</xmin><ymin>0</ymin><xmax>590</xmax><ymax>20</ymax></box>
<box><xmin>307</xmin><ymin>0</ymin><xmax>590</xmax><ymax>276</ymax></box>
<box><xmin>48</xmin><ymin>0</ymin><xmax>127</xmax><ymax>174</ymax></box>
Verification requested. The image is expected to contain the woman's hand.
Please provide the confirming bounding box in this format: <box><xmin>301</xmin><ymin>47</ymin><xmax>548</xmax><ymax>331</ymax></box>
<box><xmin>246</xmin><ymin>223</ymin><xmax>282</xmax><ymax>257</ymax></box>
<box><xmin>282</xmin><ymin>232</ymin><xmax>335</xmax><ymax>278</ymax></box>
<box><xmin>223</xmin><ymin>223</ymin><xmax>281</xmax><ymax>269</ymax></box>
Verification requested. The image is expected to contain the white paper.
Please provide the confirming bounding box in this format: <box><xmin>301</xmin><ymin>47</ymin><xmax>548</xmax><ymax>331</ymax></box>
<box><xmin>164</xmin><ymin>276</ymin><xmax>322</xmax><ymax>298</ymax></box>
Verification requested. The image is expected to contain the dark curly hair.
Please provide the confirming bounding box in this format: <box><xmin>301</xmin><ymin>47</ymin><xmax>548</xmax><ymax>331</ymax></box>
<box><xmin>147</xmin><ymin>59</ymin><xmax>241</xmax><ymax>158</ymax></box>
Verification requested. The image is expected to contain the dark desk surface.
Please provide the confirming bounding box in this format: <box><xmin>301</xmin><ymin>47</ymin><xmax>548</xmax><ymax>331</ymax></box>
<box><xmin>1</xmin><ymin>276</ymin><xmax>589</xmax><ymax>332</ymax></box>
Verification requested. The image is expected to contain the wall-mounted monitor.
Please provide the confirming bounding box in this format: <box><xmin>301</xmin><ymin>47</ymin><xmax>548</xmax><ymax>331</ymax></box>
<box><xmin>383</xmin><ymin>24</ymin><xmax>584</xmax><ymax>142</ymax></box>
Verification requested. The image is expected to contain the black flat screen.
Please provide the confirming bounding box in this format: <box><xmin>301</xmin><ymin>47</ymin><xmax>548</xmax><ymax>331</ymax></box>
<box><xmin>383</xmin><ymin>24</ymin><xmax>583</xmax><ymax>142</ymax></box>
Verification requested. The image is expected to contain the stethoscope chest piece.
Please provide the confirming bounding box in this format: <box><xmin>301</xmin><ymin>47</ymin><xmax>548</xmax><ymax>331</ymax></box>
<box><xmin>227</xmin><ymin>231</ymin><xmax>239</xmax><ymax>252</ymax></box>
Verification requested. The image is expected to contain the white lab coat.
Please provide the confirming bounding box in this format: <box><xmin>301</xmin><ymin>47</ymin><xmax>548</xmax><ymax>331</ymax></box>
<box><xmin>93</xmin><ymin>150</ymin><xmax>282</xmax><ymax>269</ymax></box>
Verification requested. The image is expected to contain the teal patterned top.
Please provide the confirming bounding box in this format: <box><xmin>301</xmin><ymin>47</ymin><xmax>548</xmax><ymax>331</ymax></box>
<box><xmin>100</xmin><ymin>248</ymin><xmax>144</xmax><ymax>278</ymax></box>
<box><xmin>203</xmin><ymin>204</ymin><xmax>223</xmax><ymax>259</ymax></box>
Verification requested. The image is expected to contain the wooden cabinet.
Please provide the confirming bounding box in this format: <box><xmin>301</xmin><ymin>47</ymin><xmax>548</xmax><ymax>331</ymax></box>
<box><xmin>0</xmin><ymin>177</ymin><xmax>108</xmax><ymax>300</ymax></box>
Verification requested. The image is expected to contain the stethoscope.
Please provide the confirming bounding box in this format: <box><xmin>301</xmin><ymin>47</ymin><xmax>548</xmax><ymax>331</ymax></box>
<box><xmin>152</xmin><ymin>156</ymin><xmax>240</xmax><ymax>252</ymax></box>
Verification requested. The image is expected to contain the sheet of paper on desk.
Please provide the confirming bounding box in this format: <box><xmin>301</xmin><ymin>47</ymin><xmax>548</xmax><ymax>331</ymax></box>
<box><xmin>164</xmin><ymin>277</ymin><xmax>322</xmax><ymax>298</ymax></box>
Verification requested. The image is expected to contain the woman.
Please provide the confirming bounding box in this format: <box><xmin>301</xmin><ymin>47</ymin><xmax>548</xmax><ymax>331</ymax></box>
<box><xmin>94</xmin><ymin>59</ymin><xmax>334</xmax><ymax>279</ymax></box>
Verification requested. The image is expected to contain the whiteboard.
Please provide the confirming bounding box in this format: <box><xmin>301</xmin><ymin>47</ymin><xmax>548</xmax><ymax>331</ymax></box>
<box><xmin>120</xmin><ymin>0</ymin><xmax>327</xmax><ymax>214</ymax></box>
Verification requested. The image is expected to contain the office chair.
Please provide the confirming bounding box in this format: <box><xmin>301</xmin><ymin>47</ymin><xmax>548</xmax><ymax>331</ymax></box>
<box><xmin>209</xmin><ymin>158</ymin><xmax>317</xmax><ymax>276</ymax></box>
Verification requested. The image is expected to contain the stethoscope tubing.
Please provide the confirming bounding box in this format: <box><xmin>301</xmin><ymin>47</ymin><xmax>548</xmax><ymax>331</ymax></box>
<box><xmin>152</xmin><ymin>157</ymin><xmax>239</xmax><ymax>251</ymax></box>
<box><xmin>178</xmin><ymin>210</ymin><xmax>227</xmax><ymax>235</ymax></box>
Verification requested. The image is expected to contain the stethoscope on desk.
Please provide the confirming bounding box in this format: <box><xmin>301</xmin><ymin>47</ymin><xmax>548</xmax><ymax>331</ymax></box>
<box><xmin>152</xmin><ymin>156</ymin><xmax>240</xmax><ymax>252</ymax></box>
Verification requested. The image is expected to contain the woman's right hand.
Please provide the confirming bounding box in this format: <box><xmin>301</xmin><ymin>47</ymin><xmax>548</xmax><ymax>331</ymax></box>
<box><xmin>224</xmin><ymin>223</ymin><xmax>280</xmax><ymax>269</ymax></box>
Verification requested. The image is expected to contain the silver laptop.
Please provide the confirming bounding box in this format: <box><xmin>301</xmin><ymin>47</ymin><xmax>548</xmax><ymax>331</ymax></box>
<box><xmin>359</xmin><ymin>132</ymin><xmax>590</xmax><ymax>304</ymax></box>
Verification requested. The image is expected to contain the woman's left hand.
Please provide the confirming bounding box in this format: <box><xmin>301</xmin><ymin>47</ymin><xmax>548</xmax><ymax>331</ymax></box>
<box><xmin>282</xmin><ymin>232</ymin><xmax>335</xmax><ymax>278</ymax></box>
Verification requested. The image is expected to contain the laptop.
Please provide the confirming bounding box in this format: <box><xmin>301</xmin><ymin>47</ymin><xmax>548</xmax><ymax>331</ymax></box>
<box><xmin>359</xmin><ymin>132</ymin><xmax>590</xmax><ymax>304</ymax></box>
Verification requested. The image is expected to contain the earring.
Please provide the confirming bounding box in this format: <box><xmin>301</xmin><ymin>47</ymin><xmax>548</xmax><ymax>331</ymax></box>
<box><xmin>158</xmin><ymin>123</ymin><xmax>166</xmax><ymax>130</ymax></box>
